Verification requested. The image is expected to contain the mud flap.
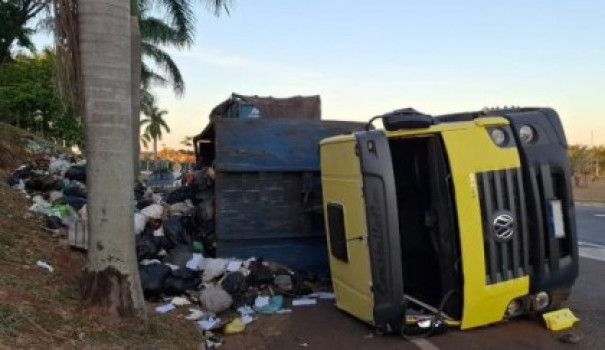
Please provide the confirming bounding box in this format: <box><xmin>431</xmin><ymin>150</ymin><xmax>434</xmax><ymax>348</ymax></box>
<box><xmin>355</xmin><ymin>130</ymin><xmax>405</xmax><ymax>332</ymax></box>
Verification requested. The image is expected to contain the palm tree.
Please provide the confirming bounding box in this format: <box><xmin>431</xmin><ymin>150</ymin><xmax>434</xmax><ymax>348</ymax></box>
<box><xmin>0</xmin><ymin>0</ymin><xmax>48</xmax><ymax>63</ymax></box>
<box><xmin>181</xmin><ymin>135</ymin><xmax>193</xmax><ymax>147</ymax></box>
<box><xmin>132</xmin><ymin>0</ymin><xmax>231</xmax><ymax>177</ymax></box>
<box><xmin>141</xmin><ymin>103</ymin><xmax>171</xmax><ymax>164</ymax></box>
<box><xmin>78</xmin><ymin>0</ymin><xmax>145</xmax><ymax>318</ymax></box>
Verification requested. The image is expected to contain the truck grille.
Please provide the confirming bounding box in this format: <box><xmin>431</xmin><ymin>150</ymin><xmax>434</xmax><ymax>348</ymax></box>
<box><xmin>477</xmin><ymin>168</ymin><xmax>530</xmax><ymax>285</ymax></box>
<box><xmin>526</xmin><ymin>164</ymin><xmax>571</xmax><ymax>273</ymax></box>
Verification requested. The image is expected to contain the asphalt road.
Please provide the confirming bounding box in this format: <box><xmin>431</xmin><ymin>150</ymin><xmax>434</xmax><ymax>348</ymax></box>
<box><xmin>224</xmin><ymin>204</ymin><xmax>605</xmax><ymax>350</ymax></box>
<box><xmin>576</xmin><ymin>204</ymin><xmax>605</xmax><ymax>246</ymax></box>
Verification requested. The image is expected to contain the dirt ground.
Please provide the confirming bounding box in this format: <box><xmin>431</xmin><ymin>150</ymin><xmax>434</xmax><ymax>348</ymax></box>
<box><xmin>573</xmin><ymin>178</ymin><xmax>605</xmax><ymax>202</ymax></box>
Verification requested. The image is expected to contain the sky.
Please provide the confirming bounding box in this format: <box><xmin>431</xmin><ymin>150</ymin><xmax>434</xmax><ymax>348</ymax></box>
<box><xmin>36</xmin><ymin>0</ymin><xmax>605</xmax><ymax>148</ymax></box>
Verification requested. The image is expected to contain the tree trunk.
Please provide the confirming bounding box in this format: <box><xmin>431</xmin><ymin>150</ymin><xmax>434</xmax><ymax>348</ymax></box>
<box><xmin>131</xmin><ymin>16</ymin><xmax>141</xmax><ymax>181</ymax></box>
<box><xmin>153</xmin><ymin>137</ymin><xmax>157</xmax><ymax>170</ymax></box>
<box><xmin>78</xmin><ymin>0</ymin><xmax>145</xmax><ymax>319</ymax></box>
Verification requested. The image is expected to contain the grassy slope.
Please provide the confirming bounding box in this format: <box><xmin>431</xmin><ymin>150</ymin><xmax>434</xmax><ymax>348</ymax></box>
<box><xmin>0</xmin><ymin>123</ymin><xmax>203</xmax><ymax>349</ymax></box>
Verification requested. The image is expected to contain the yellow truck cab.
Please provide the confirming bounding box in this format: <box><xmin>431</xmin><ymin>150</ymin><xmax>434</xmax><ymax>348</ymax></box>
<box><xmin>320</xmin><ymin>107</ymin><xmax>578</xmax><ymax>333</ymax></box>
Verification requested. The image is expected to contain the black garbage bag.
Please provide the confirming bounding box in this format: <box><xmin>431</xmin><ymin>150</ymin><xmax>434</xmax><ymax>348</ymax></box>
<box><xmin>247</xmin><ymin>259</ymin><xmax>274</xmax><ymax>286</ymax></box>
<box><xmin>192</xmin><ymin>169</ymin><xmax>214</xmax><ymax>191</ymax></box>
<box><xmin>45</xmin><ymin>215</ymin><xmax>64</xmax><ymax>230</ymax></box>
<box><xmin>136</xmin><ymin>232</ymin><xmax>160</xmax><ymax>261</ymax></box>
<box><xmin>165</xmin><ymin>244</ymin><xmax>193</xmax><ymax>269</ymax></box>
<box><xmin>139</xmin><ymin>225</ymin><xmax>175</xmax><ymax>252</ymax></box>
<box><xmin>13</xmin><ymin>166</ymin><xmax>32</xmax><ymax>179</ymax></box>
<box><xmin>155</xmin><ymin>233</ymin><xmax>176</xmax><ymax>252</ymax></box>
<box><xmin>136</xmin><ymin>198</ymin><xmax>155</xmax><ymax>210</ymax></box>
<box><xmin>65</xmin><ymin>165</ymin><xmax>86</xmax><ymax>182</ymax></box>
<box><xmin>163</xmin><ymin>268</ymin><xmax>201</xmax><ymax>296</ymax></box>
<box><xmin>57</xmin><ymin>196</ymin><xmax>87</xmax><ymax>211</ymax></box>
<box><xmin>62</xmin><ymin>183</ymin><xmax>87</xmax><ymax>198</ymax></box>
<box><xmin>139</xmin><ymin>263</ymin><xmax>172</xmax><ymax>299</ymax></box>
<box><xmin>6</xmin><ymin>174</ymin><xmax>20</xmax><ymax>187</ymax></box>
<box><xmin>192</xmin><ymin>188</ymin><xmax>214</xmax><ymax>206</ymax></box>
<box><xmin>165</xmin><ymin>186</ymin><xmax>195</xmax><ymax>205</ymax></box>
<box><xmin>163</xmin><ymin>217</ymin><xmax>187</xmax><ymax>245</ymax></box>
<box><xmin>194</xmin><ymin>199</ymin><xmax>214</xmax><ymax>225</ymax></box>
<box><xmin>25</xmin><ymin>174</ymin><xmax>62</xmax><ymax>192</ymax></box>
<box><xmin>163</xmin><ymin>216</ymin><xmax>202</xmax><ymax>246</ymax></box>
<box><xmin>134</xmin><ymin>181</ymin><xmax>146</xmax><ymax>200</ymax></box>
<box><xmin>221</xmin><ymin>271</ymin><xmax>250</xmax><ymax>307</ymax></box>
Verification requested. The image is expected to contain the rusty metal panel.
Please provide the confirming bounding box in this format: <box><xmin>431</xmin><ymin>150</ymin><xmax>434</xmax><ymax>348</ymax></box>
<box><xmin>215</xmin><ymin>172</ymin><xmax>325</xmax><ymax>240</ymax></box>
<box><xmin>212</xmin><ymin>118</ymin><xmax>365</xmax><ymax>172</ymax></box>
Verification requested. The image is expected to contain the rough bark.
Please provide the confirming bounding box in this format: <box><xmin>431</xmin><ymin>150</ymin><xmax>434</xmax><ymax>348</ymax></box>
<box><xmin>79</xmin><ymin>0</ymin><xmax>145</xmax><ymax>319</ymax></box>
<box><xmin>131</xmin><ymin>17</ymin><xmax>141</xmax><ymax>180</ymax></box>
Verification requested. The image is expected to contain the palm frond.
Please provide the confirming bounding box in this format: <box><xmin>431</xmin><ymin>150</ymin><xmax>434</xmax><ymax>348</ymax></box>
<box><xmin>141</xmin><ymin>42</ymin><xmax>184</xmax><ymax>96</ymax></box>
<box><xmin>203</xmin><ymin>0</ymin><xmax>232</xmax><ymax>16</ymax></box>
<box><xmin>141</xmin><ymin>61</ymin><xmax>168</xmax><ymax>88</ymax></box>
<box><xmin>140</xmin><ymin>16</ymin><xmax>192</xmax><ymax>47</ymax></box>
<box><xmin>151</xmin><ymin>0</ymin><xmax>195</xmax><ymax>42</ymax></box>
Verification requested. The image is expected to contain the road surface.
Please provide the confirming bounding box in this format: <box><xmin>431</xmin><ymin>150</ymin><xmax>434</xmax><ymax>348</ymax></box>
<box><xmin>224</xmin><ymin>204</ymin><xmax>605</xmax><ymax>350</ymax></box>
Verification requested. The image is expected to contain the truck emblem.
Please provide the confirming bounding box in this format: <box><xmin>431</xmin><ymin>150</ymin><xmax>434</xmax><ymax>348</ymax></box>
<box><xmin>493</xmin><ymin>212</ymin><xmax>514</xmax><ymax>241</ymax></box>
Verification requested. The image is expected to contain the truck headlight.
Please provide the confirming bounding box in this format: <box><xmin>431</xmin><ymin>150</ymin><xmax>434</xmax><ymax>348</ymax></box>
<box><xmin>519</xmin><ymin>125</ymin><xmax>536</xmax><ymax>144</ymax></box>
<box><xmin>489</xmin><ymin>128</ymin><xmax>507</xmax><ymax>146</ymax></box>
<box><xmin>532</xmin><ymin>292</ymin><xmax>550</xmax><ymax>311</ymax></box>
<box><xmin>506</xmin><ymin>299</ymin><xmax>523</xmax><ymax>317</ymax></box>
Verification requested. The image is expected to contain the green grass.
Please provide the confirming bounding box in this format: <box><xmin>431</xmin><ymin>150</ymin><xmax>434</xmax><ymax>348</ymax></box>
<box><xmin>0</xmin><ymin>231</ymin><xmax>15</xmax><ymax>247</ymax></box>
<box><xmin>0</xmin><ymin>305</ymin><xmax>25</xmax><ymax>338</ymax></box>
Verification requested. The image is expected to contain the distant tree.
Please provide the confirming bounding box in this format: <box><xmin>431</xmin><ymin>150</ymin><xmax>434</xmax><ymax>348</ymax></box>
<box><xmin>141</xmin><ymin>103</ymin><xmax>171</xmax><ymax>162</ymax></box>
<box><xmin>0</xmin><ymin>0</ymin><xmax>49</xmax><ymax>63</ymax></box>
<box><xmin>568</xmin><ymin>145</ymin><xmax>591</xmax><ymax>187</ymax></box>
<box><xmin>180</xmin><ymin>135</ymin><xmax>193</xmax><ymax>147</ymax></box>
<box><xmin>0</xmin><ymin>51</ymin><xmax>82</xmax><ymax>146</ymax></box>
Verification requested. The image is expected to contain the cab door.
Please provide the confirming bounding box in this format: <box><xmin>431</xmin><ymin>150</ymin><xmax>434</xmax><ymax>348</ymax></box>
<box><xmin>320</xmin><ymin>130</ymin><xmax>405</xmax><ymax>332</ymax></box>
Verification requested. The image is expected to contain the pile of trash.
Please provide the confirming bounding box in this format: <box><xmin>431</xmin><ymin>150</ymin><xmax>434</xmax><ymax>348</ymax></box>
<box><xmin>6</xmin><ymin>153</ymin><xmax>334</xmax><ymax>346</ymax></box>
<box><xmin>135</xmin><ymin>167</ymin><xmax>334</xmax><ymax>346</ymax></box>
<box><xmin>6</xmin><ymin>154</ymin><xmax>88</xmax><ymax>235</ymax></box>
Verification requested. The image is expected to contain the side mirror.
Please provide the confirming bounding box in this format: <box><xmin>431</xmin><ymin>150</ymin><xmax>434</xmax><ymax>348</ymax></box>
<box><xmin>383</xmin><ymin>113</ymin><xmax>434</xmax><ymax>131</ymax></box>
<box><xmin>366</xmin><ymin>108</ymin><xmax>435</xmax><ymax>131</ymax></box>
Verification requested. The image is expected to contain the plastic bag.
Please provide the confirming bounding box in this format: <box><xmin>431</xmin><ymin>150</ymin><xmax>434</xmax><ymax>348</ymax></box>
<box><xmin>139</xmin><ymin>263</ymin><xmax>172</xmax><ymax>299</ymax></box>
<box><xmin>141</xmin><ymin>204</ymin><xmax>163</xmax><ymax>220</ymax></box>
<box><xmin>199</xmin><ymin>286</ymin><xmax>233</xmax><ymax>313</ymax></box>
<box><xmin>64</xmin><ymin>165</ymin><xmax>86</xmax><ymax>182</ymax></box>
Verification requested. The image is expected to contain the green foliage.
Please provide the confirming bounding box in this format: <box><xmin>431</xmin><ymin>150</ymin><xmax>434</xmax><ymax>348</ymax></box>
<box><xmin>0</xmin><ymin>0</ymin><xmax>49</xmax><ymax>63</ymax></box>
<box><xmin>139</xmin><ymin>0</ymin><xmax>232</xmax><ymax>98</ymax></box>
<box><xmin>568</xmin><ymin>144</ymin><xmax>604</xmax><ymax>187</ymax></box>
<box><xmin>0</xmin><ymin>52</ymin><xmax>83</xmax><ymax>147</ymax></box>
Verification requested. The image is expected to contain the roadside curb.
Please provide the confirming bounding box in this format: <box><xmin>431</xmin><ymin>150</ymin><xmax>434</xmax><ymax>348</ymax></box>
<box><xmin>575</xmin><ymin>201</ymin><xmax>605</xmax><ymax>207</ymax></box>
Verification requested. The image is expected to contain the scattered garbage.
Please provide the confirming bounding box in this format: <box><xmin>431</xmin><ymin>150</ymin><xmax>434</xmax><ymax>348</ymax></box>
<box><xmin>185</xmin><ymin>253</ymin><xmax>204</xmax><ymax>271</ymax></box>
<box><xmin>171</xmin><ymin>296</ymin><xmax>192</xmax><ymax>306</ymax></box>
<box><xmin>241</xmin><ymin>314</ymin><xmax>254</xmax><ymax>325</ymax></box>
<box><xmin>306</xmin><ymin>292</ymin><xmax>336</xmax><ymax>300</ymax></box>
<box><xmin>223</xmin><ymin>318</ymin><xmax>246</xmax><ymax>334</ymax></box>
<box><xmin>254</xmin><ymin>295</ymin><xmax>284</xmax><ymax>314</ymax></box>
<box><xmin>542</xmin><ymin>308</ymin><xmax>580</xmax><ymax>331</ymax></box>
<box><xmin>198</xmin><ymin>317</ymin><xmax>221</xmax><ymax>331</ymax></box>
<box><xmin>141</xmin><ymin>204</ymin><xmax>163</xmax><ymax>220</ymax></box>
<box><xmin>292</xmin><ymin>298</ymin><xmax>317</xmax><ymax>306</ymax></box>
<box><xmin>155</xmin><ymin>303</ymin><xmax>176</xmax><ymax>314</ymax></box>
<box><xmin>36</xmin><ymin>260</ymin><xmax>54</xmax><ymax>273</ymax></box>
<box><xmin>200</xmin><ymin>286</ymin><xmax>233</xmax><ymax>313</ymax></box>
<box><xmin>185</xmin><ymin>308</ymin><xmax>206</xmax><ymax>321</ymax></box>
<box><xmin>6</xmin><ymin>154</ymin><xmax>336</xmax><ymax>343</ymax></box>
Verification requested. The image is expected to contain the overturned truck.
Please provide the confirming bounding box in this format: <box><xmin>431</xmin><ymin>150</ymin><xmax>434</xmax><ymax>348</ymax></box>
<box><xmin>320</xmin><ymin>107</ymin><xmax>578</xmax><ymax>332</ymax></box>
<box><xmin>193</xmin><ymin>94</ymin><xmax>365</xmax><ymax>274</ymax></box>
